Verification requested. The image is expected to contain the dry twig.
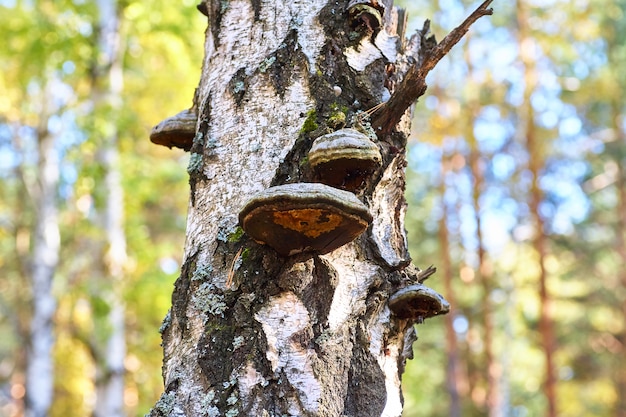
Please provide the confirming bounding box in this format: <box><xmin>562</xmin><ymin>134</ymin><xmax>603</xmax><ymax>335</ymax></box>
<box><xmin>226</xmin><ymin>247</ymin><xmax>243</xmax><ymax>288</ymax></box>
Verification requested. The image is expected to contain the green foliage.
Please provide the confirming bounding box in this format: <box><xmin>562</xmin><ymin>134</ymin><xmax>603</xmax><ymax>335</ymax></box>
<box><xmin>0</xmin><ymin>0</ymin><xmax>203</xmax><ymax>415</ymax></box>
<box><xmin>399</xmin><ymin>0</ymin><xmax>626</xmax><ymax>416</ymax></box>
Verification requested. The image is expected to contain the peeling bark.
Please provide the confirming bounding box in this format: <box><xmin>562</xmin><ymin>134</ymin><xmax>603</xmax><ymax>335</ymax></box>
<box><xmin>149</xmin><ymin>1</ymin><xmax>490</xmax><ymax>415</ymax></box>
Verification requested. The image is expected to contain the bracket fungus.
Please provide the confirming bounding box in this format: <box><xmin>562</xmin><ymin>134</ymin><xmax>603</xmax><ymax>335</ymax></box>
<box><xmin>150</xmin><ymin>108</ymin><xmax>197</xmax><ymax>151</ymax></box>
<box><xmin>308</xmin><ymin>128</ymin><xmax>382</xmax><ymax>192</ymax></box>
<box><xmin>347</xmin><ymin>0</ymin><xmax>384</xmax><ymax>30</ymax></box>
<box><xmin>239</xmin><ymin>183</ymin><xmax>372</xmax><ymax>256</ymax></box>
<box><xmin>388</xmin><ymin>284</ymin><xmax>450</xmax><ymax>322</ymax></box>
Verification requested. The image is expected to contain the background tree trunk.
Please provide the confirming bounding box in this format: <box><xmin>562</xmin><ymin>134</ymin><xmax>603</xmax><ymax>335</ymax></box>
<box><xmin>26</xmin><ymin>115</ymin><xmax>60</xmax><ymax>417</ymax></box>
<box><xmin>610</xmin><ymin>99</ymin><xmax>626</xmax><ymax>417</ymax></box>
<box><xmin>92</xmin><ymin>1</ymin><xmax>127</xmax><ymax>415</ymax></box>
<box><xmin>439</xmin><ymin>153</ymin><xmax>462</xmax><ymax>417</ymax></box>
<box><xmin>517</xmin><ymin>1</ymin><xmax>558</xmax><ymax>415</ymax></box>
<box><xmin>149</xmin><ymin>1</ymin><xmax>489</xmax><ymax>415</ymax></box>
<box><xmin>467</xmin><ymin>110</ymin><xmax>499</xmax><ymax>416</ymax></box>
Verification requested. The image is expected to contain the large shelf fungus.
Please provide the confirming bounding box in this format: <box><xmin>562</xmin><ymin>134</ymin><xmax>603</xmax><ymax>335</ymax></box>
<box><xmin>238</xmin><ymin>183</ymin><xmax>372</xmax><ymax>256</ymax></box>
<box><xmin>149</xmin><ymin>108</ymin><xmax>197</xmax><ymax>151</ymax></box>
<box><xmin>308</xmin><ymin>128</ymin><xmax>382</xmax><ymax>192</ymax></box>
<box><xmin>388</xmin><ymin>284</ymin><xmax>450</xmax><ymax>323</ymax></box>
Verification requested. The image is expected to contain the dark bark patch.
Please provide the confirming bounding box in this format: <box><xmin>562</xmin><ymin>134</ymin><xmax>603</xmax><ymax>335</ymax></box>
<box><xmin>344</xmin><ymin>340</ymin><xmax>386</xmax><ymax>417</ymax></box>
<box><xmin>317</xmin><ymin>1</ymin><xmax>388</xmax><ymax>112</ymax></box>
<box><xmin>248</xmin><ymin>0</ymin><xmax>261</xmax><ymax>20</ymax></box>
<box><xmin>171</xmin><ymin>249</ymin><xmax>199</xmax><ymax>337</ymax></box>
<box><xmin>270</xmin><ymin>129</ymin><xmax>315</xmax><ymax>186</ymax></box>
<box><xmin>198</xmin><ymin>320</ymin><xmax>235</xmax><ymax>385</ymax></box>
<box><xmin>354</xmin><ymin>59</ymin><xmax>387</xmax><ymax>107</ymax></box>
<box><xmin>258</xmin><ymin>29</ymin><xmax>309</xmax><ymax>98</ymax></box>
<box><xmin>290</xmin><ymin>326</ymin><xmax>314</xmax><ymax>351</ymax></box>
<box><xmin>398</xmin><ymin>325</ymin><xmax>417</xmax><ymax>375</ymax></box>
<box><xmin>208</xmin><ymin>0</ymin><xmax>227</xmax><ymax>49</ymax></box>
<box><xmin>301</xmin><ymin>257</ymin><xmax>337</xmax><ymax>335</ymax></box>
<box><xmin>235</xmin><ymin>245</ymin><xmax>284</xmax><ymax>296</ymax></box>
<box><xmin>228</xmin><ymin>67</ymin><xmax>248</xmax><ymax>107</ymax></box>
<box><xmin>189</xmin><ymin>98</ymin><xmax>212</xmax><ymax>206</ymax></box>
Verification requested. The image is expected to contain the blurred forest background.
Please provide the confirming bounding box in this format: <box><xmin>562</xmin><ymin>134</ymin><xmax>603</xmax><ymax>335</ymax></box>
<box><xmin>0</xmin><ymin>0</ymin><xmax>623</xmax><ymax>416</ymax></box>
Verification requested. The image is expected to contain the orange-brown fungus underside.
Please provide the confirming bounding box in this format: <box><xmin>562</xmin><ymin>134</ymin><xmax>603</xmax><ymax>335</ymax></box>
<box><xmin>273</xmin><ymin>209</ymin><xmax>342</xmax><ymax>238</ymax></box>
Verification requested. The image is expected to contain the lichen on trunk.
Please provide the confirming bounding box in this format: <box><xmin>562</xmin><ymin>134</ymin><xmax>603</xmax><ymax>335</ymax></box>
<box><xmin>148</xmin><ymin>0</ymin><xmax>491</xmax><ymax>415</ymax></box>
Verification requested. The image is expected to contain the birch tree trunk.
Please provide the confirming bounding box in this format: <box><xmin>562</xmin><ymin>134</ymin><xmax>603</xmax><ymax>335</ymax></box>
<box><xmin>25</xmin><ymin>122</ymin><xmax>60</xmax><ymax>417</ymax></box>
<box><xmin>93</xmin><ymin>1</ymin><xmax>127</xmax><ymax>415</ymax></box>
<box><xmin>149</xmin><ymin>1</ymin><xmax>491</xmax><ymax>415</ymax></box>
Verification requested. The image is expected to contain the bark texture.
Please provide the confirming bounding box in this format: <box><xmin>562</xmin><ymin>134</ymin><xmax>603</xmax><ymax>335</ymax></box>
<box><xmin>149</xmin><ymin>1</ymin><xmax>489</xmax><ymax>415</ymax></box>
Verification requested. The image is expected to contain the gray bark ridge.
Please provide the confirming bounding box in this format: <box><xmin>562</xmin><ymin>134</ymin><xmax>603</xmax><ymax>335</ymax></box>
<box><xmin>148</xmin><ymin>0</ymin><xmax>491</xmax><ymax>415</ymax></box>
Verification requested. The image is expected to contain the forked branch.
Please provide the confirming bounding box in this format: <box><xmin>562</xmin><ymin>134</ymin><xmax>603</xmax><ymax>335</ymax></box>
<box><xmin>372</xmin><ymin>0</ymin><xmax>494</xmax><ymax>135</ymax></box>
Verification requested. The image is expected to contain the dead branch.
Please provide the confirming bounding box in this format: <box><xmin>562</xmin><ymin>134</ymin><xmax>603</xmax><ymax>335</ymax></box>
<box><xmin>372</xmin><ymin>0</ymin><xmax>493</xmax><ymax>135</ymax></box>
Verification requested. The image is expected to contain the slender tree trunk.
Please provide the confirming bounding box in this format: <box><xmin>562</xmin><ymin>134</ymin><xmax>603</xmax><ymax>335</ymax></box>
<box><xmin>467</xmin><ymin>130</ymin><xmax>498</xmax><ymax>417</ymax></box>
<box><xmin>148</xmin><ymin>1</ymin><xmax>490</xmax><ymax>415</ymax></box>
<box><xmin>25</xmin><ymin>122</ymin><xmax>60</xmax><ymax>417</ymax></box>
<box><xmin>460</xmin><ymin>38</ymin><xmax>498</xmax><ymax>411</ymax></box>
<box><xmin>611</xmin><ymin>101</ymin><xmax>626</xmax><ymax>417</ymax></box>
<box><xmin>93</xmin><ymin>1</ymin><xmax>127</xmax><ymax>416</ymax></box>
<box><xmin>529</xmin><ymin>138</ymin><xmax>557</xmax><ymax>417</ymax></box>
<box><xmin>517</xmin><ymin>2</ymin><xmax>557</xmax><ymax>416</ymax></box>
<box><xmin>439</xmin><ymin>153</ymin><xmax>462</xmax><ymax>417</ymax></box>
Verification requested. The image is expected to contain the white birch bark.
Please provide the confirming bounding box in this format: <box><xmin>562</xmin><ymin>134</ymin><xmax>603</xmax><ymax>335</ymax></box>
<box><xmin>149</xmin><ymin>1</ymin><xmax>455</xmax><ymax>416</ymax></box>
<box><xmin>25</xmin><ymin>126</ymin><xmax>60</xmax><ymax>417</ymax></box>
<box><xmin>93</xmin><ymin>1</ymin><xmax>127</xmax><ymax>416</ymax></box>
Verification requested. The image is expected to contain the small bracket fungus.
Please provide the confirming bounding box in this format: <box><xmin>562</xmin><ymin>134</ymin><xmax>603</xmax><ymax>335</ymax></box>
<box><xmin>388</xmin><ymin>284</ymin><xmax>450</xmax><ymax>322</ymax></box>
<box><xmin>347</xmin><ymin>0</ymin><xmax>384</xmax><ymax>31</ymax></box>
<box><xmin>150</xmin><ymin>109</ymin><xmax>197</xmax><ymax>151</ymax></box>
<box><xmin>239</xmin><ymin>183</ymin><xmax>372</xmax><ymax>256</ymax></box>
<box><xmin>308</xmin><ymin>128</ymin><xmax>382</xmax><ymax>192</ymax></box>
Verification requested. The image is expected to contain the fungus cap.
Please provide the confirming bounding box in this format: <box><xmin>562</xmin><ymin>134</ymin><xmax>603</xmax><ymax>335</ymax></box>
<box><xmin>150</xmin><ymin>109</ymin><xmax>197</xmax><ymax>151</ymax></box>
<box><xmin>308</xmin><ymin>128</ymin><xmax>382</xmax><ymax>191</ymax></box>
<box><xmin>239</xmin><ymin>183</ymin><xmax>372</xmax><ymax>256</ymax></box>
<box><xmin>388</xmin><ymin>284</ymin><xmax>450</xmax><ymax>321</ymax></box>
